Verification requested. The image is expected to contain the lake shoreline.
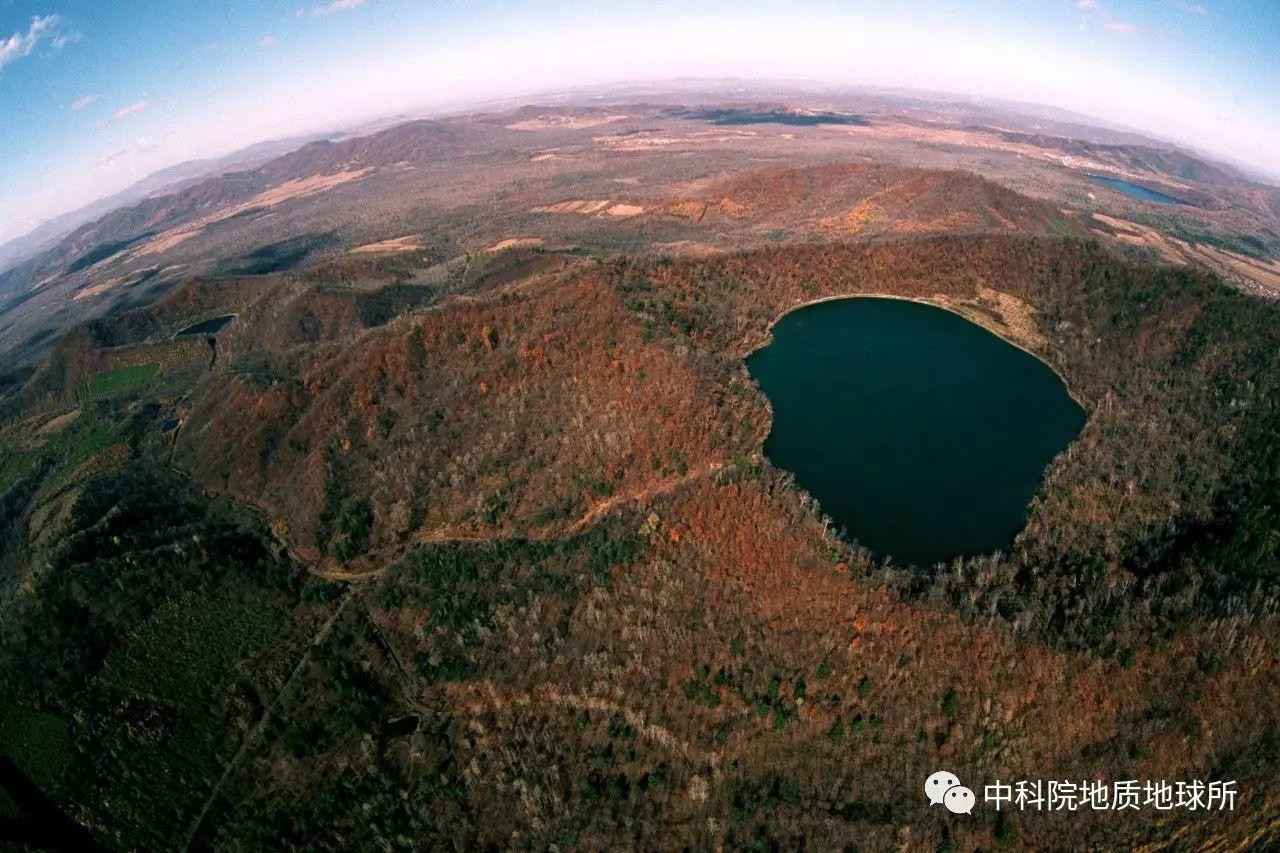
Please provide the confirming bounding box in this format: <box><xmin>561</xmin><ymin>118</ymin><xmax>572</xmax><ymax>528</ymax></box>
<box><xmin>745</xmin><ymin>291</ymin><xmax>1088</xmax><ymax>413</ymax></box>
<box><xmin>744</xmin><ymin>295</ymin><xmax>1086</xmax><ymax>565</ymax></box>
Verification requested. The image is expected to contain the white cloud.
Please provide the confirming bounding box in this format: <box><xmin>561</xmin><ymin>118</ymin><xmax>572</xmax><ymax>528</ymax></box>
<box><xmin>98</xmin><ymin>100</ymin><xmax>153</xmax><ymax>127</ymax></box>
<box><xmin>309</xmin><ymin>0</ymin><xmax>365</xmax><ymax>17</ymax></box>
<box><xmin>1171</xmin><ymin>0</ymin><xmax>1207</xmax><ymax>13</ymax></box>
<box><xmin>113</xmin><ymin>101</ymin><xmax>152</xmax><ymax>121</ymax></box>
<box><xmin>0</xmin><ymin>14</ymin><xmax>60</xmax><ymax>75</ymax></box>
<box><xmin>97</xmin><ymin>148</ymin><xmax>130</xmax><ymax>167</ymax></box>
<box><xmin>50</xmin><ymin>30</ymin><xmax>81</xmax><ymax>51</ymax></box>
<box><xmin>259</xmin><ymin>35</ymin><xmax>279</xmax><ymax>48</ymax></box>
<box><xmin>1075</xmin><ymin>0</ymin><xmax>1154</xmax><ymax>37</ymax></box>
<box><xmin>97</xmin><ymin>137</ymin><xmax>162</xmax><ymax>168</ymax></box>
<box><xmin>69</xmin><ymin>94</ymin><xmax>98</xmax><ymax>110</ymax></box>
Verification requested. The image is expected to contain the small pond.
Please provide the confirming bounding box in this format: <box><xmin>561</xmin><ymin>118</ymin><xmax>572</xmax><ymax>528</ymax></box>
<box><xmin>174</xmin><ymin>314</ymin><xmax>235</xmax><ymax>338</ymax></box>
<box><xmin>1087</xmin><ymin>175</ymin><xmax>1187</xmax><ymax>205</ymax></box>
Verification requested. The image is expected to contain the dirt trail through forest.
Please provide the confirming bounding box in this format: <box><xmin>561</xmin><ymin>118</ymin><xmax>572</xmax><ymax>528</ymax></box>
<box><xmin>314</xmin><ymin>460</ymin><xmax>725</xmax><ymax>581</ymax></box>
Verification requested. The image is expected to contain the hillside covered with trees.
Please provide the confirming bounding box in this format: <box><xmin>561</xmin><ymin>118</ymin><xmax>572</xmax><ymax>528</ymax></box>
<box><xmin>1</xmin><ymin>160</ymin><xmax>1279</xmax><ymax>849</ymax></box>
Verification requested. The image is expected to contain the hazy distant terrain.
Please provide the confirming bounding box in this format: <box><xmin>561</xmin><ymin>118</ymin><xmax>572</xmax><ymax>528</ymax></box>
<box><xmin>0</xmin><ymin>132</ymin><xmax>345</xmax><ymax>280</ymax></box>
<box><xmin>2</xmin><ymin>85</ymin><xmax>1277</xmax><ymax>371</ymax></box>
<box><xmin>2</xmin><ymin>84</ymin><xmax>1280</xmax><ymax>850</ymax></box>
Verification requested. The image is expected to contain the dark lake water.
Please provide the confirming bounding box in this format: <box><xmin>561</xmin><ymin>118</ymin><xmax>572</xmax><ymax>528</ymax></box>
<box><xmin>1087</xmin><ymin>175</ymin><xmax>1187</xmax><ymax>205</ymax></box>
<box><xmin>174</xmin><ymin>314</ymin><xmax>234</xmax><ymax>338</ymax></box>
<box><xmin>747</xmin><ymin>297</ymin><xmax>1085</xmax><ymax>566</ymax></box>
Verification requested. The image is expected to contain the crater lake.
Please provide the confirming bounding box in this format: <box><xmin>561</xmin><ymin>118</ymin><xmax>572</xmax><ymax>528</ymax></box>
<box><xmin>747</xmin><ymin>297</ymin><xmax>1085</xmax><ymax>566</ymax></box>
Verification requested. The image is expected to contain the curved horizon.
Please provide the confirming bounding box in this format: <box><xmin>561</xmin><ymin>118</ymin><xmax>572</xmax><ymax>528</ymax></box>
<box><xmin>1</xmin><ymin>0</ymin><xmax>1278</xmax><ymax>245</ymax></box>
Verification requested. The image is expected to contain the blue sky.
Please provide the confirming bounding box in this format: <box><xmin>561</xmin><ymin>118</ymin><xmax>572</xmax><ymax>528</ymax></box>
<box><xmin>1</xmin><ymin>0</ymin><xmax>1277</xmax><ymax>243</ymax></box>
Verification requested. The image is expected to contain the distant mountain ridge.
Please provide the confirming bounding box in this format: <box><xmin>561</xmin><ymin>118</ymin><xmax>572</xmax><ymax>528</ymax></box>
<box><xmin>0</xmin><ymin>132</ymin><xmax>342</xmax><ymax>277</ymax></box>
<box><xmin>3</xmin><ymin>85</ymin><xmax>1278</xmax><ymax>370</ymax></box>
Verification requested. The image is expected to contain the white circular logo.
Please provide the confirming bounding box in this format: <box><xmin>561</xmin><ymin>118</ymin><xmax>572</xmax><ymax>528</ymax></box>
<box><xmin>925</xmin><ymin>770</ymin><xmax>961</xmax><ymax>806</ymax></box>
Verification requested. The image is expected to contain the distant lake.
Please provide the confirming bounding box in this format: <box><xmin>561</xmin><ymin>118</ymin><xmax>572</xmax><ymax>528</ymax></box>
<box><xmin>747</xmin><ymin>297</ymin><xmax>1085</xmax><ymax>566</ymax></box>
<box><xmin>667</xmin><ymin>107</ymin><xmax>870</xmax><ymax>127</ymax></box>
<box><xmin>1087</xmin><ymin>175</ymin><xmax>1187</xmax><ymax>205</ymax></box>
